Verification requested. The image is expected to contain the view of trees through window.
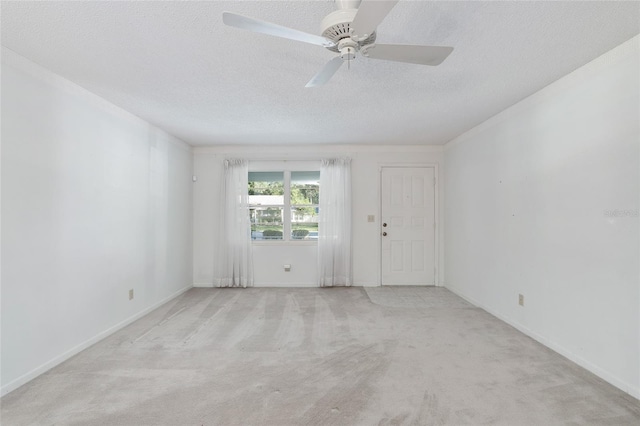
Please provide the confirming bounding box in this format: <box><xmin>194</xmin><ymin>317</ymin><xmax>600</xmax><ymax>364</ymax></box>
<box><xmin>248</xmin><ymin>171</ymin><xmax>319</xmax><ymax>241</ymax></box>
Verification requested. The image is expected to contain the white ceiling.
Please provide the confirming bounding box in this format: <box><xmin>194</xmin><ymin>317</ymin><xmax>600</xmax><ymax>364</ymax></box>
<box><xmin>2</xmin><ymin>1</ymin><xmax>639</xmax><ymax>146</ymax></box>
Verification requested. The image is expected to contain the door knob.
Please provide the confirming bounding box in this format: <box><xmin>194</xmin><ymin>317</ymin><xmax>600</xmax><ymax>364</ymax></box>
<box><xmin>382</xmin><ymin>232</ymin><xmax>387</xmax><ymax>236</ymax></box>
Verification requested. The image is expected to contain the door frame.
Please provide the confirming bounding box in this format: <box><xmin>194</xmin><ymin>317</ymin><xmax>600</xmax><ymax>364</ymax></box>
<box><xmin>378</xmin><ymin>163</ymin><xmax>439</xmax><ymax>286</ymax></box>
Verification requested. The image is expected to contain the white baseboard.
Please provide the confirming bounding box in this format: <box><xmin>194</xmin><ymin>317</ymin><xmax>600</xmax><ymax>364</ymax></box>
<box><xmin>195</xmin><ymin>282</ymin><xmax>443</xmax><ymax>288</ymax></box>
<box><xmin>193</xmin><ymin>282</ymin><xmax>214</xmax><ymax>288</ymax></box>
<box><xmin>444</xmin><ymin>284</ymin><xmax>640</xmax><ymax>401</ymax></box>
<box><xmin>193</xmin><ymin>282</ymin><xmax>318</xmax><ymax>288</ymax></box>
<box><xmin>1</xmin><ymin>284</ymin><xmax>193</xmax><ymax>397</ymax></box>
<box><xmin>353</xmin><ymin>282</ymin><xmax>380</xmax><ymax>287</ymax></box>
<box><xmin>194</xmin><ymin>282</ymin><xmax>381</xmax><ymax>288</ymax></box>
<box><xmin>254</xmin><ymin>282</ymin><xmax>317</xmax><ymax>288</ymax></box>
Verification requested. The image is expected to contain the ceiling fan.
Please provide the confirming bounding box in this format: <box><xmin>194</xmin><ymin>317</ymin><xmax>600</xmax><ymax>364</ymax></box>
<box><xmin>222</xmin><ymin>0</ymin><xmax>453</xmax><ymax>87</ymax></box>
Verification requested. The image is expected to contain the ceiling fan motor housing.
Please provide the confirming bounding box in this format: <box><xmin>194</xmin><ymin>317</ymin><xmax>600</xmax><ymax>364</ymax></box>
<box><xmin>321</xmin><ymin>9</ymin><xmax>376</xmax><ymax>53</ymax></box>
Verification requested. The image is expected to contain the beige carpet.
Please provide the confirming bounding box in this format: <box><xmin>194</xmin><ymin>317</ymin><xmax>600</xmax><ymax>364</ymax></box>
<box><xmin>1</xmin><ymin>287</ymin><xmax>639</xmax><ymax>425</ymax></box>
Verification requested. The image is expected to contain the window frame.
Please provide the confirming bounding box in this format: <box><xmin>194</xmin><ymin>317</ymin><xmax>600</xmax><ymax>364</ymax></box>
<box><xmin>249</xmin><ymin>161</ymin><xmax>320</xmax><ymax>246</ymax></box>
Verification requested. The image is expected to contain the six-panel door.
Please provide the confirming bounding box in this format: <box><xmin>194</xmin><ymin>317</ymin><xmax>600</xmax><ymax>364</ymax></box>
<box><xmin>381</xmin><ymin>167</ymin><xmax>436</xmax><ymax>285</ymax></box>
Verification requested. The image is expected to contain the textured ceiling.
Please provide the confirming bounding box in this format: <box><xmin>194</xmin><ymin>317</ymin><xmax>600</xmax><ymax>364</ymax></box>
<box><xmin>2</xmin><ymin>1</ymin><xmax>639</xmax><ymax>146</ymax></box>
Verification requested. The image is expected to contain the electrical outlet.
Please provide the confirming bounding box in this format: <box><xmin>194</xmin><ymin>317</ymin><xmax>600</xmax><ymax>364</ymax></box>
<box><xmin>367</xmin><ymin>215</ymin><xmax>375</xmax><ymax>222</ymax></box>
<box><xmin>129</xmin><ymin>289</ymin><xmax>134</xmax><ymax>300</ymax></box>
<box><xmin>518</xmin><ymin>294</ymin><xmax>524</xmax><ymax>306</ymax></box>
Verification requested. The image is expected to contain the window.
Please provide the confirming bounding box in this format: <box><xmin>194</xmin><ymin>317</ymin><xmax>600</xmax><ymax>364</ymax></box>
<box><xmin>249</xmin><ymin>170</ymin><xmax>319</xmax><ymax>241</ymax></box>
<box><xmin>248</xmin><ymin>172</ymin><xmax>284</xmax><ymax>240</ymax></box>
<box><xmin>290</xmin><ymin>171</ymin><xmax>319</xmax><ymax>240</ymax></box>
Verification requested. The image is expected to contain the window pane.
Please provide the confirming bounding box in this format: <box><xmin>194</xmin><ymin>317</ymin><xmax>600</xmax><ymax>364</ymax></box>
<box><xmin>291</xmin><ymin>171</ymin><xmax>319</xmax><ymax>205</ymax></box>
<box><xmin>250</xmin><ymin>207</ymin><xmax>283</xmax><ymax>240</ymax></box>
<box><xmin>291</xmin><ymin>207</ymin><xmax>318</xmax><ymax>240</ymax></box>
<box><xmin>249</xmin><ymin>172</ymin><xmax>284</xmax><ymax>205</ymax></box>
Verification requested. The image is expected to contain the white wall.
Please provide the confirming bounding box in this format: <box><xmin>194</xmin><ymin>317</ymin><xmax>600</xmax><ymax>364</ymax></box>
<box><xmin>1</xmin><ymin>49</ymin><xmax>193</xmax><ymax>394</ymax></box>
<box><xmin>444</xmin><ymin>36</ymin><xmax>639</xmax><ymax>398</ymax></box>
<box><xmin>193</xmin><ymin>145</ymin><xmax>444</xmax><ymax>287</ymax></box>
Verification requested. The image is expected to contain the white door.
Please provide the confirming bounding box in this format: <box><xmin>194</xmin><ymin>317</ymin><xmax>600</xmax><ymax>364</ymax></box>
<box><xmin>381</xmin><ymin>167</ymin><xmax>436</xmax><ymax>285</ymax></box>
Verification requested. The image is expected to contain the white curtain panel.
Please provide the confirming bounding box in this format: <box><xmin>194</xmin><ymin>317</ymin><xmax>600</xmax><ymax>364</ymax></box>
<box><xmin>215</xmin><ymin>159</ymin><xmax>253</xmax><ymax>288</ymax></box>
<box><xmin>318</xmin><ymin>158</ymin><xmax>352</xmax><ymax>287</ymax></box>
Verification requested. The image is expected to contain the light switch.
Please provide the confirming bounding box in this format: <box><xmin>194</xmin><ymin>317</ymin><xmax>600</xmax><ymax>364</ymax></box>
<box><xmin>367</xmin><ymin>215</ymin><xmax>375</xmax><ymax>222</ymax></box>
<box><xmin>284</xmin><ymin>264</ymin><xmax>291</xmax><ymax>271</ymax></box>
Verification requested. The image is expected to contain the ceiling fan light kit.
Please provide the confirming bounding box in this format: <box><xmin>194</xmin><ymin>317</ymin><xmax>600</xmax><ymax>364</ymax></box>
<box><xmin>222</xmin><ymin>0</ymin><xmax>453</xmax><ymax>87</ymax></box>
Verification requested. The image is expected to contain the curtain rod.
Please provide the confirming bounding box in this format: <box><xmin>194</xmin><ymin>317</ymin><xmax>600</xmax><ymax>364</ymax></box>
<box><xmin>234</xmin><ymin>156</ymin><xmax>353</xmax><ymax>162</ymax></box>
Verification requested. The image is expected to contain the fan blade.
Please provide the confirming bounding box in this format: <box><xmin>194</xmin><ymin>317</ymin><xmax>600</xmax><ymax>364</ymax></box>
<box><xmin>363</xmin><ymin>44</ymin><xmax>453</xmax><ymax>66</ymax></box>
<box><xmin>222</xmin><ymin>12</ymin><xmax>335</xmax><ymax>47</ymax></box>
<box><xmin>350</xmin><ymin>0</ymin><xmax>399</xmax><ymax>41</ymax></box>
<box><xmin>305</xmin><ymin>57</ymin><xmax>344</xmax><ymax>88</ymax></box>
